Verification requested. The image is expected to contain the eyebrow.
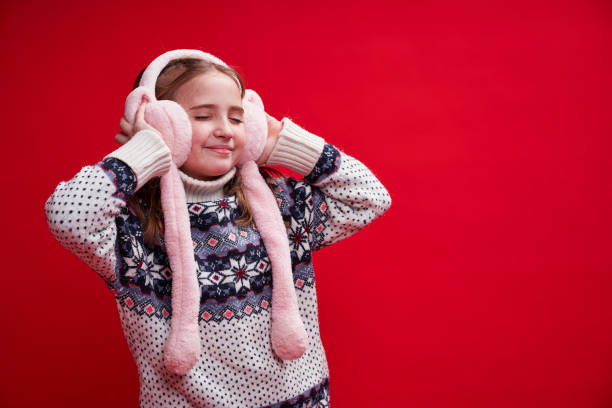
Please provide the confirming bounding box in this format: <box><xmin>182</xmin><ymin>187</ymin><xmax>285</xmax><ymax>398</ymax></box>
<box><xmin>189</xmin><ymin>103</ymin><xmax>244</xmax><ymax>114</ymax></box>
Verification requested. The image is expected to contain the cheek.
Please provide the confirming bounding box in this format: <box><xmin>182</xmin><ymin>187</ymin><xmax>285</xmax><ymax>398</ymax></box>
<box><xmin>235</xmin><ymin>129</ymin><xmax>246</xmax><ymax>149</ymax></box>
<box><xmin>189</xmin><ymin>123</ymin><xmax>210</xmax><ymax>145</ymax></box>
<box><xmin>187</xmin><ymin>139</ymin><xmax>205</xmax><ymax>159</ymax></box>
<box><xmin>186</xmin><ymin>131</ymin><xmax>206</xmax><ymax>160</ymax></box>
<box><xmin>231</xmin><ymin>133</ymin><xmax>247</xmax><ymax>163</ymax></box>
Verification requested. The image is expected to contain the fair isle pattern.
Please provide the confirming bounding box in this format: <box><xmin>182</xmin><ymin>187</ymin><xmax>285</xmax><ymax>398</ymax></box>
<box><xmin>187</xmin><ymin>198</ymin><xmax>240</xmax><ymax>229</ymax></box>
<box><xmin>108</xmin><ymin>146</ymin><xmax>344</xmax><ymax>325</ymax></box>
<box><xmin>99</xmin><ymin>157</ymin><xmax>137</xmax><ymax>201</ymax></box>
<box><xmin>265</xmin><ymin>377</ymin><xmax>330</xmax><ymax>408</ymax></box>
<box><xmin>45</xmin><ymin>142</ymin><xmax>391</xmax><ymax>407</ymax></box>
<box><xmin>304</xmin><ymin>144</ymin><xmax>341</xmax><ymax>185</ymax></box>
<box><xmin>111</xmin><ymin>181</ymin><xmax>321</xmax><ymax>324</ymax></box>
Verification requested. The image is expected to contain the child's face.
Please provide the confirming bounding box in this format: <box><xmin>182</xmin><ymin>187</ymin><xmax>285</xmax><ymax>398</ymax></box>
<box><xmin>174</xmin><ymin>71</ymin><xmax>245</xmax><ymax>181</ymax></box>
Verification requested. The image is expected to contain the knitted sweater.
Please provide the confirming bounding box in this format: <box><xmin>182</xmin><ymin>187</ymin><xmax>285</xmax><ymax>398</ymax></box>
<box><xmin>45</xmin><ymin>118</ymin><xmax>391</xmax><ymax>408</ymax></box>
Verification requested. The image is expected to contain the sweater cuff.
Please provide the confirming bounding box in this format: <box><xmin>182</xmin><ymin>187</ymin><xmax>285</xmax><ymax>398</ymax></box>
<box><xmin>104</xmin><ymin>129</ymin><xmax>173</xmax><ymax>191</ymax></box>
<box><xmin>266</xmin><ymin>117</ymin><xmax>326</xmax><ymax>176</ymax></box>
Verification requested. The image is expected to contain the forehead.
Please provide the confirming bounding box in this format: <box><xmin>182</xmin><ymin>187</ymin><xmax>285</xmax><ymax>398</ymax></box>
<box><xmin>174</xmin><ymin>71</ymin><xmax>242</xmax><ymax>105</ymax></box>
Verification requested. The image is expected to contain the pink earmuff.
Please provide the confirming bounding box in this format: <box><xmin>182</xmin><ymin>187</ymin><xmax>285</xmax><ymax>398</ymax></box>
<box><xmin>125</xmin><ymin>88</ymin><xmax>192</xmax><ymax>166</ymax></box>
<box><xmin>124</xmin><ymin>49</ymin><xmax>307</xmax><ymax>375</ymax></box>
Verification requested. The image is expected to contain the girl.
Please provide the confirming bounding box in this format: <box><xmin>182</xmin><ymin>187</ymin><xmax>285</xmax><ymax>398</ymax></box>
<box><xmin>45</xmin><ymin>51</ymin><xmax>391</xmax><ymax>408</ymax></box>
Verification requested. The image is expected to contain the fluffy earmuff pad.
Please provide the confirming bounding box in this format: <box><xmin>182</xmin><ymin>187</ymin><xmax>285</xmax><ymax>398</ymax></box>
<box><xmin>239</xmin><ymin>89</ymin><xmax>267</xmax><ymax>165</ymax></box>
<box><xmin>125</xmin><ymin>86</ymin><xmax>192</xmax><ymax>167</ymax></box>
<box><xmin>144</xmin><ymin>101</ymin><xmax>192</xmax><ymax>166</ymax></box>
<box><xmin>125</xmin><ymin>87</ymin><xmax>155</xmax><ymax>122</ymax></box>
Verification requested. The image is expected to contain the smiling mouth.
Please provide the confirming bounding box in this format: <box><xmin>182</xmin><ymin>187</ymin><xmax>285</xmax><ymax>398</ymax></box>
<box><xmin>205</xmin><ymin>146</ymin><xmax>233</xmax><ymax>155</ymax></box>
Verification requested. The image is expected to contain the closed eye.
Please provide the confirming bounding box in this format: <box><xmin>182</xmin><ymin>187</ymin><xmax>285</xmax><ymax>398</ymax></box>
<box><xmin>195</xmin><ymin>116</ymin><xmax>242</xmax><ymax>123</ymax></box>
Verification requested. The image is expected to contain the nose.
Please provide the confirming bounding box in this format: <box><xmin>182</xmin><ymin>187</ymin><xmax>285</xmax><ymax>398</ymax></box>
<box><xmin>212</xmin><ymin>117</ymin><xmax>233</xmax><ymax>138</ymax></box>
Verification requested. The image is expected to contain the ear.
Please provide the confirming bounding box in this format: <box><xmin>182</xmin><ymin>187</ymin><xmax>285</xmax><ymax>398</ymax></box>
<box><xmin>239</xmin><ymin>89</ymin><xmax>268</xmax><ymax>165</ymax></box>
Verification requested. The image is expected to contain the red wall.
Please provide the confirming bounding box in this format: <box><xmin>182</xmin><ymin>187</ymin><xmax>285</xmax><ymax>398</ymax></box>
<box><xmin>3</xmin><ymin>0</ymin><xmax>611</xmax><ymax>406</ymax></box>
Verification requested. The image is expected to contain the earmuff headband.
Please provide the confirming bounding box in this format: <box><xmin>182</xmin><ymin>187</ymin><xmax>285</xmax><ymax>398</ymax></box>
<box><xmin>139</xmin><ymin>49</ymin><xmax>230</xmax><ymax>91</ymax></box>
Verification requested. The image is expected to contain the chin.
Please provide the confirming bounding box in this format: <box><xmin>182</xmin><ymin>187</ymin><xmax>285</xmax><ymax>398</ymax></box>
<box><xmin>205</xmin><ymin>165</ymin><xmax>233</xmax><ymax>178</ymax></box>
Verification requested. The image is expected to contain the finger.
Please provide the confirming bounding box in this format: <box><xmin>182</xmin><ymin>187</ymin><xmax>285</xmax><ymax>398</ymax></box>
<box><xmin>119</xmin><ymin>117</ymin><xmax>132</xmax><ymax>134</ymax></box>
<box><xmin>115</xmin><ymin>132</ymin><xmax>130</xmax><ymax>145</ymax></box>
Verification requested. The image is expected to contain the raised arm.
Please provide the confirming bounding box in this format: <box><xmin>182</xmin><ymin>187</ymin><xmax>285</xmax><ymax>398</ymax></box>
<box><xmin>44</xmin><ymin>130</ymin><xmax>172</xmax><ymax>286</ymax></box>
<box><xmin>267</xmin><ymin>118</ymin><xmax>391</xmax><ymax>251</ymax></box>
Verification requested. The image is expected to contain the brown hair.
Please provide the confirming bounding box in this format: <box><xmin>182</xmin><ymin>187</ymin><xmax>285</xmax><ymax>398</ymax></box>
<box><xmin>127</xmin><ymin>58</ymin><xmax>282</xmax><ymax>246</ymax></box>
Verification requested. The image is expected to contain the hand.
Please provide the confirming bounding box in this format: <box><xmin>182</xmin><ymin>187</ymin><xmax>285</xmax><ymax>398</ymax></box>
<box><xmin>114</xmin><ymin>102</ymin><xmax>159</xmax><ymax>145</ymax></box>
<box><xmin>257</xmin><ymin>113</ymin><xmax>282</xmax><ymax>165</ymax></box>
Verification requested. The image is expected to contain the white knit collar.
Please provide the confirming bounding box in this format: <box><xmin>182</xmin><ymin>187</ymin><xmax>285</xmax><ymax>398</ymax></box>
<box><xmin>178</xmin><ymin>167</ymin><xmax>237</xmax><ymax>203</ymax></box>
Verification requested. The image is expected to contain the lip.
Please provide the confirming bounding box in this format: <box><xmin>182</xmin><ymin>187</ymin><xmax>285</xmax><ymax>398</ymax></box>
<box><xmin>205</xmin><ymin>145</ymin><xmax>233</xmax><ymax>155</ymax></box>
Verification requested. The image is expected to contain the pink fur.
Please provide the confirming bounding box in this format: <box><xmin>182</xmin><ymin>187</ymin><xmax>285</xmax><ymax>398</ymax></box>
<box><xmin>160</xmin><ymin>165</ymin><xmax>200</xmax><ymax>374</ymax></box>
<box><xmin>240</xmin><ymin>161</ymin><xmax>308</xmax><ymax>359</ymax></box>
<box><xmin>239</xmin><ymin>90</ymin><xmax>267</xmax><ymax>164</ymax></box>
<box><xmin>240</xmin><ymin>90</ymin><xmax>307</xmax><ymax>359</ymax></box>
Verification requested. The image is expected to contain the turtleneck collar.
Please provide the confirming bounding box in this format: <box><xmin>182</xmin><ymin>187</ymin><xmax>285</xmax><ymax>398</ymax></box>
<box><xmin>178</xmin><ymin>167</ymin><xmax>237</xmax><ymax>203</ymax></box>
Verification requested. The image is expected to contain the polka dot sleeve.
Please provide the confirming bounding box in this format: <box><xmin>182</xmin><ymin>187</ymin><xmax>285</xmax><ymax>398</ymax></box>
<box><xmin>267</xmin><ymin>119</ymin><xmax>392</xmax><ymax>251</ymax></box>
<box><xmin>44</xmin><ymin>158</ymin><xmax>137</xmax><ymax>287</ymax></box>
<box><xmin>303</xmin><ymin>144</ymin><xmax>392</xmax><ymax>251</ymax></box>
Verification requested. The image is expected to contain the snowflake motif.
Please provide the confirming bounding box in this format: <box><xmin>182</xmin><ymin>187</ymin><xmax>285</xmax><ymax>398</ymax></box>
<box><xmin>221</xmin><ymin>254</ymin><xmax>261</xmax><ymax>292</ymax></box>
<box><xmin>288</xmin><ymin>225</ymin><xmax>309</xmax><ymax>259</ymax></box>
<box><xmin>206</xmin><ymin>199</ymin><xmax>234</xmax><ymax>220</ymax></box>
<box><xmin>197</xmin><ymin>247</ymin><xmax>270</xmax><ymax>302</ymax></box>
<box><xmin>123</xmin><ymin>237</ymin><xmax>168</xmax><ymax>292</ymax></box>
<box><xmin>123</xmin><ymin>237</ymin><xmax>146</xmax><ymax>277</ymax></box>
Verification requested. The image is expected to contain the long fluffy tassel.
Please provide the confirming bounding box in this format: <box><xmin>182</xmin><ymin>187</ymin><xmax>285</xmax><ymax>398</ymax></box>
<box><xmin>161</xmin><ymin>164</ymin><xmax>201</xmax><ymax>374</ymax></box>
<box><xmin>240</xmin><ymin>161</ymin><xmax>308</xmax><ymax>360</ymax></box>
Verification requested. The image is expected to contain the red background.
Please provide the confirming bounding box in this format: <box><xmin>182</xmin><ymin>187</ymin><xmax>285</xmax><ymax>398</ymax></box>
<box><xmin>3</xmin><ymin>0</ymin><xmax>612</xmax><ymax>406</ymax></box>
